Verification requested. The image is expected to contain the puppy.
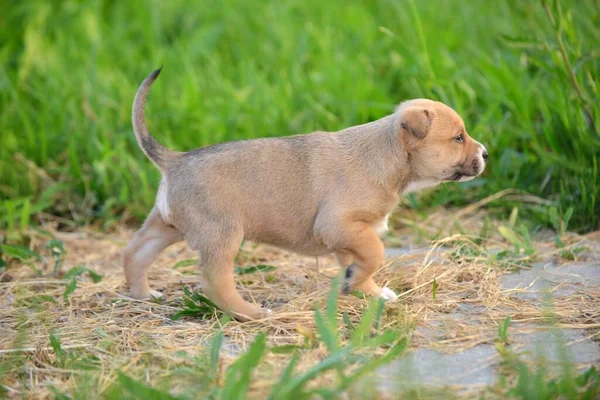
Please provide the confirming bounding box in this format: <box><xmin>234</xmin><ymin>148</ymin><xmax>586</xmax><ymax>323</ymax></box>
<box><xmin>124</xmin><ymin>68</ymin><xmax>488</xmax><ymax>321</ymax></box>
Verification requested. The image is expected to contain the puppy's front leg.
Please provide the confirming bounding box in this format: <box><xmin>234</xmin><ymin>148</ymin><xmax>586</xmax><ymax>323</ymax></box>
<box><xmin>339</xmin><ymin>225</ymin><xmax>398</xmax><ymax>301</ymax></box>
<box><xmin>335</xmin><ymin>250</ymin><xmax>353</xmax><ymax>269</ymax></box>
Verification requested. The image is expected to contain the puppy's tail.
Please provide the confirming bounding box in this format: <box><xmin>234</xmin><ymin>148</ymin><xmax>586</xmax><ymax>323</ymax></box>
<box><xmin>132</xmin><ymin>67</ymin><xmax>177</xmax><ymax>172</ymax></box>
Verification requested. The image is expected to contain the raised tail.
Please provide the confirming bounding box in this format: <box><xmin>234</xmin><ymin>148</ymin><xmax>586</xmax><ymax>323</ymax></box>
<box><xmin>132</xmin><ymin>67</ymin><xmax>176</xmax><ymax>171</ymax></box>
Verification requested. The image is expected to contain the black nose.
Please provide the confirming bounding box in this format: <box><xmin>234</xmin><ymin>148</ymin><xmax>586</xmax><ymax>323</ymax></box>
<box><xmin>482</xmin><ymin>151</ymin><xmax>488</xmax><ymax>161</ymax></box>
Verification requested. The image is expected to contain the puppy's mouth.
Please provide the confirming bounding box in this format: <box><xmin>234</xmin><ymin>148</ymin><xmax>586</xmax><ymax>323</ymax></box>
<box><xmin>446</xmin><ymin>171</ymin><xmax>477</xmax><ymax>182</ymax></box>
<box><xmin>446</xmin><ymin>158</ymin><xmax>484</xmax><ymax>182</ymax></box>
<box><xmin>448</xmin><ymin>172</ymin><xmax>464</xmax><ymax>181</ymax></box>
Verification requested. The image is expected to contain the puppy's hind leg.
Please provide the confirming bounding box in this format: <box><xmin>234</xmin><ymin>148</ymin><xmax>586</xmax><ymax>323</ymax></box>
<box><xmin>123</xmin><ymin>209</ymin><xmax>183</xmax><ymax>299</ymax></box>
<box><xmin>196</xmin><ymin>225</ymin><xmax>269</xmax><ymax>322</ymax></box>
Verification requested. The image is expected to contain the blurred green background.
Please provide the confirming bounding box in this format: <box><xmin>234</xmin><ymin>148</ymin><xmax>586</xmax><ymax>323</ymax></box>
<box><xmin>1</xmin><ymin>0</ymin><xmax>599</xmax><ymax>232</ymax></box>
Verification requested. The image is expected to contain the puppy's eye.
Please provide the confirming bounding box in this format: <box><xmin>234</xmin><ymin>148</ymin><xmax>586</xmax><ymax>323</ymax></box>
<box><xmin>455</xmin><ymin>134</ymin><xmax>465</xmax><ymax>143</ymax></box>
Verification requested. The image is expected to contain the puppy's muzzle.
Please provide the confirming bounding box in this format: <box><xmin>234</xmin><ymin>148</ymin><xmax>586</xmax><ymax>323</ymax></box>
<box><xmin>449</xmin><ymin>143</ymin><xmax>488</xmax><ymax>181</ymax></box>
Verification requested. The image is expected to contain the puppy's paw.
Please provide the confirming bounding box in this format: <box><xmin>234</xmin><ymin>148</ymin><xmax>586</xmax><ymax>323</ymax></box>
<box><xmin>130</xmin><ymin>289</ymin><xmax>164</xmax><ymax>300</ymax></box>
<box><xmin>380</xmin><ymin>287</ymin><xmax>398</xmax><ymax>302</ymax></box>
<box><xmin>256</xmin><ymin>308</ymin><xmax>273</xmax><ymax>318</ymax></box>
<box><xmin>148</xmin><ymin>290</ymin><xmax>164</xmax><ymax>300</ymax></box>
<box><xmin>232</xmin><ymin>305</ymin><xmax>273</xmax><ymax>321</ymax></box>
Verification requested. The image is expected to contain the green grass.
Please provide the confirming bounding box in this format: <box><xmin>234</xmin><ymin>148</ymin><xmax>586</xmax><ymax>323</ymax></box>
<box><xmin>0</xmin><ymin>0</ymin><xmax>599</xmax><ymax>232</ymax></box>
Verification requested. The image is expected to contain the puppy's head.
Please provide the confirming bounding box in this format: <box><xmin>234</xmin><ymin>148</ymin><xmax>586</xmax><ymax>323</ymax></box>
<box><xmin>395</xmin><ymin>99</ymin><xmax>487</xmax><ymax>183</ymax></box>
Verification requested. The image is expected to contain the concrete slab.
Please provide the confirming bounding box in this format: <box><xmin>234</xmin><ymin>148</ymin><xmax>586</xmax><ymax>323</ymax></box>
<box><xmin>378</xmin><ymin>246</ymin><xmax>600</xmax><ymax>394</ymax></box>
<box><xmin>501</xmin><ymin>261</ymin><xmax>600</xmax><ymax>300</ymax></box>
<box><xmin>510</xmin><ymin>326</ymin><xmax>600</xmax><ymax>365</ymax></box>
<box><xmin>378</xmin><ymin>345</ymin><xmax>498</xmax><ymax>390</ymax></box>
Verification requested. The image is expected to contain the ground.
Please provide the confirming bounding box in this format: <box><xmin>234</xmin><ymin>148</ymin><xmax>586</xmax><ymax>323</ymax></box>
<box><xmin>1</xmin><ymin>207</ymin><xmax>599</xmax><ymax>399</ymax></box>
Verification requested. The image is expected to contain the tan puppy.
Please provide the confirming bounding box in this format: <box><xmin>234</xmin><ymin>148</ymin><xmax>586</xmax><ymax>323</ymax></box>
<box><xmin>124</xmin><ymin>68</ymin><xmax>488</xmax><ymax>321</ymax></box>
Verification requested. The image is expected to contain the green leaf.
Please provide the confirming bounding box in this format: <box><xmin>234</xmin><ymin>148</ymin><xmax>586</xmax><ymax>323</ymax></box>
<box><xmin>33</xmin><ymin>294</ymin><xmax>57</xmax><ymax>304</ymax></box>
<box><xmin>350</xmin><ymin>299</ymin><xmax>380</xmax><ymax>347</ymax></box>
<box><xmin>46</xmin><ymin>239</ymin><xmax>65</xmax><ymax>256</ymax></box>
<box><xmin>314</xmin><ymin>309</ymin><xmax>337</xmax><ymax>352</ymax></box>
<box><xmin>326</xmin><ymin>276</ymin><xmax>340</xmax><ymax>328</ymax></box>
<box><xmin>497</xmin><ymin>316</ymin><xmax>510</xmax><ymax>344</ymax></box>
<box><xmin>221</xmin><ymin>333</ymin><xmax>267</xmax><ymax>400</ymax></box>
<box><xmin>275</xmin><ymin>346</ymin><xmax>352</xmax><ymax>397</ymax></box>
<box><xmin>563</xmin><ymin>207</ymin><xmax>574</xmax><ymax>231</ymax></box>
<box><xmin>209</xmin><ymin>331</ymin><xmax>223</xmax><ymax>378</ymax></box>
<box><xmin>0</xmin><ymin>244</ymin><xmax>41</xmax><ymax>261</ymax></box>
<box><xmin>362</xmin><ymin>330</ymin><xmax>400</xmax><ymax>349</ymax></box>
<box><xmin>218</xmin><ymin>313</ymin><xmax>232</xmax><ymax>325</ymax></box>
<box><xmin>432</xmin><ymin>278</ymin><xmax>438</xmax><ymax>300</ymax></box>
<box><xmin>62</xmin><ymin>265</ymin><xmax>89</xmax><ymax>279</ymax></box>
<box><xmin>234</xmin><ymin>264</ymin><xmax>277</xmax><ymax>275</ymax></box>
<box><xmin>49</xmin><ymin>329</ymin><xmax>64</xmax><ymax>363</ymax></box>
<box><xmin>62</xmin><ymin>265</ymin><xmax>103</xmax><ymax>283</ymax></box>
<box><xmin>88</xmin><ymin>269</ymin><xmax>103</xmax><ymax>283</ymax></box>
<box><xmin>498</xmin><ymin>34</ymin><xmax>549</xmax><ymax>51</ymax></box>
<box><xmin>170</xmin><ymin>287</ymin><xmax>221</xmax><ymax>320</ymax></box>
<box><xmin>342</xmin><ymin>312</ymin><xmax>355</xmax><ymax>332</ymax></box>
<box><xmin>517</xmin><ymin>225</ymin><xmax>533</xmax><ymax>248</ymax></box>
<box><xmin>340</xmin><ymin>338</ymin><xmax>407</xmax><ymax>389</ymax></box>
<box><xmin>172</xmin><ymin>259</ymin><xmax>198</xmax><ymax>269</ymax></box>
<box><xmin>269</xmin><ymin>352</ymin><xmax>301</xmax><ymax>400</ymax></box>
<box><xmin>63</xmin><ymin>278</ymin><xmax>77</xmax><ymax>300</ymax></box>
<box><xmin>114</xmin><ymin>372</ymin><xmax>180</xmax><ymax>400</ymax></box>
<box><xmin>499</xmin><ymin>226</ymin><xmax>523</xmax><ymax>247</ymax></box>
<box><xmin>349</xmin><ymin>289</ymin><xmax>366</xmax><ymax>299</ymax></box>
<box><xmin>549</xmin><ymin>206</ymin><xmax>560</xmax><ymax>231</ymax></box>
<box><xmin>49</xmin><ymin>387</ymin><xmax>71</xmax><ymax>400</ymax></box>
<box><xmin>312</xmin><ymin>275</ymin><xmax>341</xmax><ymax>352</ymax></box>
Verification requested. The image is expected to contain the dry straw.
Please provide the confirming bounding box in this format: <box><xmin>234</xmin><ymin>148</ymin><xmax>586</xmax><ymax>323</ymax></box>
<box><xmin>1</xmin><ymin>201</ymin><xmax>598</xmax><ymax>398</ymax></box>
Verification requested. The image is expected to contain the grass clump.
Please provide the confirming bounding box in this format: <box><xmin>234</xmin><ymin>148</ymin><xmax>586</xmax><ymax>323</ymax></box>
<box><xmin>0</xmin><ymin>0</ymin><xmax>599</xmax><ymax>232</ymax></box>
<box><xmin>493</xmin><ymin>339</ymin><xmax>600</xmax><ymax>400</ymax></box>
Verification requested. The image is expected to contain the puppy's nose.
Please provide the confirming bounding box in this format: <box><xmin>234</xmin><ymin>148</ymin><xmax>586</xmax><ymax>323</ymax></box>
<box><xmin>482</xmin><ymin>150</ymin><xmax>488</xmax><ymax>162</ymax></box>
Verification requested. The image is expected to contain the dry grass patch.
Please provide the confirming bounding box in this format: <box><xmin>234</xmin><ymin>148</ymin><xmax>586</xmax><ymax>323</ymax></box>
<box><xmin>1</xmin><ymin>209</ymin><xmax>599</xmax><ymax>398</ymax></box>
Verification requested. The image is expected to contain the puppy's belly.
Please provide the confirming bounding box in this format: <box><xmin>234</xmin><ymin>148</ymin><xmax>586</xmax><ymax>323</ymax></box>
<box><xmin>156</xmin><ymin>178</ymin><xmax>171</xmax><ymax>224</ymax></box>
<box><xmin>246</xmin><ymin>212</ymin><xmax>391</xmax><ymax>255</ymax></box>
<box><xmin>246</xmin><ymin>226</ymin><xmax>331</xmax><ymax>257</ymax></box>
<box><xmin>254</xmin><ymin>235</ymin><xmax>332</xmax><ymax>257</ymax></box>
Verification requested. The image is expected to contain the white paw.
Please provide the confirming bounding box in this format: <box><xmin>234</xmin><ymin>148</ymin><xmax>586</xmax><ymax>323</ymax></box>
<box><xmin>148</xmin><ymin>290</ymin><xmax>164</xmax><ymax>300</ymax></box>
<box><xmin>380</xmin><ymin>287</ymin><xmax>398</xmax><ymax>302</ymax></box>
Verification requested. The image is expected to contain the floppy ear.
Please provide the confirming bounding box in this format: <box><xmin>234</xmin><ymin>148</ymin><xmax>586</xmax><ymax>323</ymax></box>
<box><xmin>399</xmin><ymin>107</ymin><xmax>432</xmax><ymax>140</ymax></box>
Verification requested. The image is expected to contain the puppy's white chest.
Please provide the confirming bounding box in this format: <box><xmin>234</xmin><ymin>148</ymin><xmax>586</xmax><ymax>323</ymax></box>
<box><xmin>156</xmin><ymin>178</ymin><xmax>171</xmax><ymax>223</ymax></box>
<box><xmin>404</xmin><ymin>179</ymin><xmax>440</xmax><ymax>193</ymax></box>
<box><xmin>373</xmin><ymin>214</ymin><xmax>390</xmax><ymax>236</ymax></box>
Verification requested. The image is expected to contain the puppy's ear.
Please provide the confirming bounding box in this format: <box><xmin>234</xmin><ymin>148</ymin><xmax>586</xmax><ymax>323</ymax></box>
<box><xmin>399</xmin><ymin>107</ymin><xmax>432</xmax><ymax>140</ymax></box>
